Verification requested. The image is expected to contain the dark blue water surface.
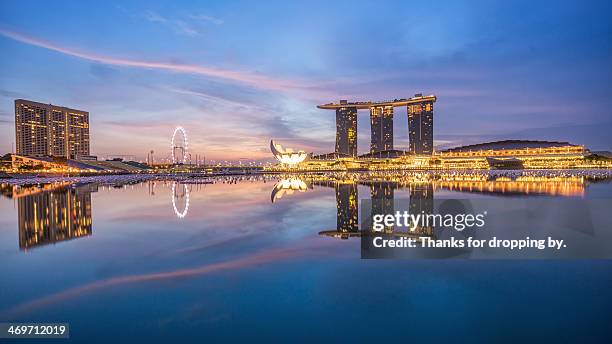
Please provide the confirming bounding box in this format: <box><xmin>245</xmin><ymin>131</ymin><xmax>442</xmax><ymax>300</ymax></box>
<box><xmin>0</xmin><ymin>176</ymin><xmax>611</xmax><ymax>343</ymax></box>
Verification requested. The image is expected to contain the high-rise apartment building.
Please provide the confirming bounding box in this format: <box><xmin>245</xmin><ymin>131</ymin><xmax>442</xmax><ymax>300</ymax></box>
<box><xmin>15</xmin><ymin>99</ymin><xmax>90</xmax><ymax>158</ymax></box>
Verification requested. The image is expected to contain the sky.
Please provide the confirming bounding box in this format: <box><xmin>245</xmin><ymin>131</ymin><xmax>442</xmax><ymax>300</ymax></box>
<box><xmin>0</xmin><ymin>0</ymin><xmax>611</xmax><ymax>162</ymax></box>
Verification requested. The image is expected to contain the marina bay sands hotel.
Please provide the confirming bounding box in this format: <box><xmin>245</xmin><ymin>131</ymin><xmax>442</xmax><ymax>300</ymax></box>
<box><xmin>317</xmin><ymin>93</ymin><xmax>436</xmax><ymax>157</ymax></box>
<box><xmin>272</xmin><ymin>93</ymin><xmax>602</xmax><ymax>170</ymax></box>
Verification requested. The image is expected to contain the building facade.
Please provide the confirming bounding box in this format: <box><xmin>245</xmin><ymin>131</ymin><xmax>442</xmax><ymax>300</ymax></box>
<box><xmin>407</xmin><ymin>96</ymin><xmax>434</xmax><ymax>155</ymax></box>
<box><xmin>15</xmin><ymin>99</ymin><xmax>90</xmax><ymax>159</ymax></box>
<box><xmin>369</xmin><ymin>105</ymin><xmax>394</xmax><ymax>153</ymax></box>
<box><xmin>18</xmin><ymin>184</ymin><xmax>95</xmax><ymax>250</ymax></box>
<box><xmin>318</xmin><ymin>94</ymin><xmax>436</xmax><ymax>157</ymax></box>
<box><xmin>335</xmin><ymin>101</ymin><xmax>358</xmax><ymax>157</ymax></box>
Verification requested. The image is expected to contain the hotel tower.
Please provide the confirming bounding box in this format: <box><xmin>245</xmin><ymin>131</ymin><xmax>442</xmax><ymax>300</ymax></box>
<box><xmin>15</xmin><ymin>99</ymin><xmax>90</xmax><ymax>159</ymax></box>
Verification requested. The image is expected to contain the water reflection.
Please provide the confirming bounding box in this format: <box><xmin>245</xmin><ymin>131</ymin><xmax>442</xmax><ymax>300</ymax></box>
<box><xmin>314</xmin><ymin>180</ymin><xmax>434</xmax><ymax>239</ymax></box>
<box><xmin>434</xmin><ymin>176</ymin><xmax>586</xmax><ymax>196</ymax></box>
<box><xmin>271</xmin><ymin>171</ymin><xmax>610</xmax><ymax>239</ymax></box>
<box><xmin>0</xmin><ymin>171</ymin><xmax>609</xmax><ymax>250</ymax></box>
<box><xmin>409</xmin><ymin>183</ymin><xmax>435</xmax><ymax>237</ymax></box>
<box><xmin>333</xmin><ymin>181</ymin><xmax>359</xmax><ymax>235</ymax></box>
<box><xmin>0</xmin><ymin>173</ymin><xmax>610</xmax><ymax>340</ymax></box>
<box><xmin>15</xmin><ymin>183</ymin><xmax>95</xmax><ymax>250</ymax></box>
<box><xmin>364</xmin><ymin>180</ymin><xmax>395</xmax><ymax>232</ymax></box>
<box><xmin>270</xmin><ymin>178</ymin><xmax>310</xmax><ymax>203</ymax></box>
<box><xmin>171</xmin><ymin>182</ymin><xmax>190</xmax><ymax>219</ymax></box>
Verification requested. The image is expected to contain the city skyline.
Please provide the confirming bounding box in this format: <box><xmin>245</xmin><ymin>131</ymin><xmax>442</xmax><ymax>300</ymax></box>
<box><xmin>1</xmin><ymin>1</ymin><xmax>611</xmax><ymax>161</ymax></box>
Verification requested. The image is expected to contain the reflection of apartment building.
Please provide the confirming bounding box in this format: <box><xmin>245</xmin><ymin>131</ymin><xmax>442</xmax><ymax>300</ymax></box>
<box><xmin>15</xmin><ymin>99</ymin><xmax>90</xmax><ymax>158</ymax></box>
<box><xmin>18</xmin><ymin>184</ymin><xmax>96</xmax><ymax>250</ymax></box>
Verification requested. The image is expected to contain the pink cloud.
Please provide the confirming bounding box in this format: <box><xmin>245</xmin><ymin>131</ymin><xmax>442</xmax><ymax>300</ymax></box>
<box><xmin>0</xmin><ymin>28</ymin><xmax>303</xmax><ymax>92</ymax></box>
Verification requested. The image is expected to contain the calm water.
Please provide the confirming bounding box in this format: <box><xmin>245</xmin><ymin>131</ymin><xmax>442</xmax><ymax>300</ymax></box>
<box><xmin>1</xmin><ymin>172</ymin><xmax>611</xmax><ymax>342</ymax></box>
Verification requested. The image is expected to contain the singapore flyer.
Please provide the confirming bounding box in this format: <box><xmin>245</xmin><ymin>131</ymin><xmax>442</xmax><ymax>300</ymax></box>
<box><xmin>171</xmin><ymin>126</ymin><xmax>188</xmax><ymax>164</ymax></box>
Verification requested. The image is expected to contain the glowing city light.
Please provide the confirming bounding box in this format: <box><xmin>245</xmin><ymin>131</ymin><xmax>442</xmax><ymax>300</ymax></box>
<box><xmin>171</xmin><ymin>126</ymin><xmax>188</xmax><ymax>164</ymax></box>
<box><xmin>171</xmin><ymin>182</ymin><xmax>189</xmax><ymax>218</ymax></box>
<box><xmin>270</xmin><ymin>140</ymin><xmax>307</xmax><ymax>166</ymax></box>
<box><xmin>270</xmin><ymin>178</ymin><xmax>308</xmax><ymax>202</ymax></box>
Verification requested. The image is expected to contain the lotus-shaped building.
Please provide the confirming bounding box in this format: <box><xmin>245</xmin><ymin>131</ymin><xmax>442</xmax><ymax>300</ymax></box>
<box><xmin>270</xmin><ymin>140</ymin><xmax>307</xmax><ymax>166</ymax></box>
<box><xmin>270</xmin><ymin>178</ymin><xmax>309</xmax><ymax>203</ymax></box>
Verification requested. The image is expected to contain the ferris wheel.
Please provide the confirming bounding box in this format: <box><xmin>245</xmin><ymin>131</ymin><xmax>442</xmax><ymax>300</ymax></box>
<box><xmin>171</xmin><ymin>126</ymin><xmax>188</xmax><ymax>164</ymax></box>
<box><xmin>171</xmin><ymin>181</ymin><xmax>189</xmax><ymax>218</ymax></box>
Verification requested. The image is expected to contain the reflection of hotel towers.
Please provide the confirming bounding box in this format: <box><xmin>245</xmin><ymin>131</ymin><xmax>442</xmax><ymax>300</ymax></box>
<box><xmin>313</xmin><ymin>180</ymin><xmax>359</xmax><ymax>234</ymax></box>
<box><xmin>366</xmin><ymin>182</ymin><xmax>433</xmax><ymax>237</ymax></box>
<box><xmin>313</xmin><ymin>180</ymin><xmax>434</xmax><ymax>238</ymax></box>
<box><xmin>364</xmin><ymin>182</ymin><xmax>395</xmax><ymax>232</ymax></box>
<box><xmin>17</xmin><ymin>184</ymin><xmax>95</xmax><ymax>250</ymax></box>
<box><xmin>318</xmin><ymin>94</ymin><xmax>436</xmax><ymax>156</ymax></box>
<box><xmin>335</xmin><ymin>182</ymin><xmax>359</xmax><ymax>233</ymax></box>
<box><xmin>409</xmin><ymin>184</ymin><xmax>434</xmax><ymax>236</ymax></box>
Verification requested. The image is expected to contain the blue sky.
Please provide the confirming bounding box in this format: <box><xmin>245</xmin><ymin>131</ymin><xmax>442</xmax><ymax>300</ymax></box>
<box><xmin>0</xmin><ymin>0</ymin><xmax>611</xmax><ymax>161</ymax></box>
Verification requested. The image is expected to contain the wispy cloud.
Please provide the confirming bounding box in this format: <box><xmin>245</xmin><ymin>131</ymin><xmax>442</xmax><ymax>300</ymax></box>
<box><xmin>100</xmin><ymin>119</ymin><xmax>170</xmax><ymax>129</ymax></box>
<box><xmin>174</xmin><ymin>20</ymin><xmax>198</xmax><ymax>36</ymax></box>
<box><xmin>144</xmin><ymin>11</ymin><xmax>199</xmax><ymax>36</ymax></box>
<box><xmin>144</xmin><ymin>11</ymin><xmax>168</xmax><ymax>24</ymax></box>
<box><xmin>164</xmin><ymin>86</ymin><xmax>264</xmax><ymax>112</ymax></box>
<box><xmin>0</xmin><ymin>28</ymin><xmax>304</xmax><ymax>92</ymax></box>
<box><xmin>0</xmin><ymin>89</ymin><xmax>27</xmax><ymax>99</ymax></box>
<box><xmin>190</xmin><ymin>14</ymin><xmax>224</xmax><ymax>25</ymax></box>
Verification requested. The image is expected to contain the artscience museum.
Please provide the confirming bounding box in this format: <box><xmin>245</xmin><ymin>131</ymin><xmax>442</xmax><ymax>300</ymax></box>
<box><xmin>270</xmin><ymin>140</ymin><xmax>308</xmax><ymax>166</ymax></box>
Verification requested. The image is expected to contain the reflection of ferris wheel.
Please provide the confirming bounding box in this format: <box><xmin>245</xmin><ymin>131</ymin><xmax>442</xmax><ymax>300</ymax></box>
<box><xmin>171</xmin><ymin>182</ymin><xmax>190</xmax><ymax>218</ymax></box>
<box><xmin>171</xmin><ymin>126</ymin><xmax>188</xmax><ymax>164</ymax></box>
